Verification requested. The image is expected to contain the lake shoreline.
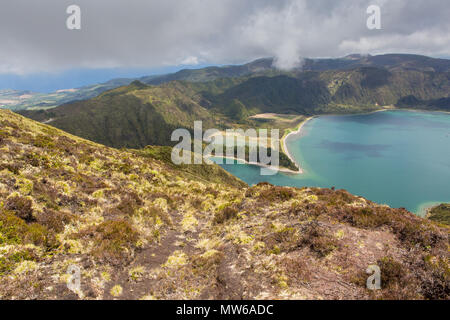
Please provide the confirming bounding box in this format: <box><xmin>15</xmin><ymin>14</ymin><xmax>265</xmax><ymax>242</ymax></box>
<box><xmin>209</xmin><ymin>155</ymin><xmax>301</xmax><ymax>174</ymax></box>
<box><xmin>213</xmin><ymin>107</ymin><xmax>449</xmax><ymax>178</ymax></box>
<box><xmin>278</xmin><ymin>108</ymin><xmax>393</xmax><ymax>175</ymax></box>
<box><xmin>281</xmin><ymin>116</ymin><xmax>315</xmax><ymax>174</ymax></box>
<box><xmin>222</xmin><ymin>108</ymin><xmax>450</xmax><ymax>216</ymax></box>
<box><xmin>278</xmin><ymin>107</ymin><xmax>449</xmax><ymax>177</ymax></box>
<box><xmin>417</xmin><ymin>201</ymin><xmax>447</xmax><ymax>218</ymax></box>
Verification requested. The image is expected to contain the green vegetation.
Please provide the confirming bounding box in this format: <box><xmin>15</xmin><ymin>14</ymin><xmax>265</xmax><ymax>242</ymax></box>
<box><xmin>209</xmin><ymin>144</ymin><xmax>299</xmax><ymax>171</ymax></box>
<box><xmin>14</xmin><ymin>54</ymin><xmax>448</xmax><ymax>177</ymax></box>
<box><xmin>134</xmin><ymin>145</ymin><xmax>246</xmax><ymax>187</ymax></box>
<box><xmin>18</xmin><ymin>55</ymin><xmax>450</xmax><ymax>152</ymax></box>
<box><xmin>427</xmin><ymin>204</ymin><xmax>450</xmax><ymax>225</ymax></box>
<box><xmin>4</xmin><ymin>53</ymin><xmax>449</xmax><ymax>115</ymax></box>
<box><xmin>0</xmin><ymin>99</ymin><xmax>448</xmax><ymax>300</ymax></box>
<box><xmin>213</xmin><ymin>205</ymin><xmax>238</xmax><ymax>224</ymax></box>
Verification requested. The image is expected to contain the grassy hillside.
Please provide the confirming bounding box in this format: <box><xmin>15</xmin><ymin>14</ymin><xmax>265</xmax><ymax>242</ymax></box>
<box><xmin>14</xmin><ymin>54</ymin><xmax>450</xmax><ymax>175</ymax></box>
<box><xmin>0</xmin><ymin>109</ymin><xmax>448</xmax><ymax>300</ymax></box>
<box><xmin>19</xmin><ymin>81</ymin><xmax>218</xmax><ymax>148</ymax></box>
<box><xmin>141</xmin><ymin>58</ymin><xmax>275</xmax><ymax>85</ymax></box>
<box><xmin>20</xmin><ymin>65</ymin><xmax>450</xmax><ymax>148</ymax></box>
<box><xmin>3</xmin><ymin>54</ymin><xmax>449</xmax><ymax>112</ymax></box>
<box><xmin>18</xmin><ymin>80</ymin><xmax>302</xmax><ymax>170</ymax></box>
<box><xmin>209</xmin><ymin>68</ymin><xmax>449</xmax><ymax>114</ymax></box>
<box><xmin>428</xmin><ymin>204</ymin><xmax>450</xmax><ymax>226</ymax></box>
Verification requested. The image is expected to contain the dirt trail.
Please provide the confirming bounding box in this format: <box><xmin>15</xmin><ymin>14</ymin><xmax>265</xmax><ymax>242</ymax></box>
<box><xmin>104</xmin><ymin>212</ymin><xmax>187</xmax><ymax>299</ymax></box>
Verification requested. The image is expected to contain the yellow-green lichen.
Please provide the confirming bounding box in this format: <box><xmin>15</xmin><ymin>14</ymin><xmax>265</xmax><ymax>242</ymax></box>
<box><xmin>163</xmin><ymin>251</ymin><xmax>187</xmax><ymax>268</ymax></box>
<box><xmin>110</xmin><ymin>285</ymin><xmax>123</xmax><ymax>297</ymax></box>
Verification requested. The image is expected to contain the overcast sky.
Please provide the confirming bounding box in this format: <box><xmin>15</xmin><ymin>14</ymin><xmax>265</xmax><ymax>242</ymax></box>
<box><xmin>1</xmin><ymin>0</ymin><xmax>450</xmax><ymax>75</ymax></box>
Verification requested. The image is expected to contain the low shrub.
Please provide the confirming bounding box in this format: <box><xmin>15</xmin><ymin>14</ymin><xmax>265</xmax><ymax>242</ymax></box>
<box><xmin>213</xmin><ymin>206</ymin><xmax>238</xmax><ymax>224</ymax></box>
<box><xmin>0</xmin><ymin>248</ymin><xmax>37</xmax><ymax>274</ymax></box>
<box><xmin>115</xmin><ymin>192</ymin><xmax>143</xmax><ymax>216</ymax></box>
<box><xmin>300</xmin><ymin>222</ymin><xmax>338</xmax><ymax>257</ymax></box>
<box><xmin>0</xmin><ymin>209</ymin><xmax>58</xmax><ymax>248</ymax></box>
<box><xmin>5</xmin><ymin>196</ymin><xmax>34</xmax><ymax>222</ymax></box>
<box><xmin>299</xmin><ymin>202</ymin><xmax>329</xmax><ymax>218</ymax></box>
<box><xmin>23</xmin><ymin>223</ymin><xmax>58</xmax><ymax>248</ymax></box>
<box><xmin>244</xmin><ymin>187</ymin><xmax>257</xmax><ymax>198</ymax></box>
<box><xmin>258</xmin><ymin>186</ymin><xmax>294</xmax><ymax>202</ymax></box>
<box><xmin>77</xmin><ymin>219</ymin><xmax>139</xmax><ymax>264</ymax></box>
<box><xmin>0</xmin><ymin>163</ymin><xmax>21</xmax><ymax>174</ymax></box>
<box><xmin>205</xmin><ymin>187</ymin><xmax>219</xmax><ymax>198</ymax></box>
<box><xmin>190</xmin><ymin>198</ymin><xmax>203</xmax><ymax>210</ymax></box>
<box><xmin>32</xmin><ymin>134</ymin><xmax>55</xmax><ymax>149</ymax></box>
<box><xmin>314</xmin><ymin>188</ymin><xmax>356</xmax><ymax>206</ymax></box>
<box><xmin>263</xmin><ymin>227</ymin><xmax>299</xmax><ymax>254</ymax></box>
<box><xmin>335</xmin><ymin>207</ymin><xmax>390</xmax><ymax>229</ymax></box>
<box><xmin>392</xmin><ymin>217</ymin><xmax>443</xmax><ymax>249</ymax></box>
<box><xmin>36</xmin><ymin>209</ymin><xmax>72</xmax><ymax>233</ymax></box>
<box><xmin>427</xmin><ymin>203</ymin><xmax>450</xmax><ymax>225</ymax></box>
<box><xmin>421</xmin><ymin>256</ymin><xmax>450</xmax><ymax>300</ymax></box>
<box><xmin>378</xmin><ymin>256</ymin><xmax>405</xmax><ymax>288</ymax></box>
<box><xmin>0</xmin><ymin>210</ymin><xmax>27</xmax><ymax>245</ymax></box>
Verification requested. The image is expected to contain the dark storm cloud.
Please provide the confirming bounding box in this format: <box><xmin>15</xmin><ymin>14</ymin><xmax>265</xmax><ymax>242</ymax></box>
<box><xmin>0</xmin><ymin>0</ymin><xmax>449</xmax><ymax>74</ymax></box>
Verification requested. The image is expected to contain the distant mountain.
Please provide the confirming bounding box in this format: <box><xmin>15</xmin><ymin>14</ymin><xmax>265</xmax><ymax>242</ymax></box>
<box><xmin>207</xmin><ymin>66</ymin><xmax>449</xmax><ymax>114</ymax></box>
<box><xmin>3</xmin><ymin>54</ymin><xmax>449</xmax><ymax>111</ymax></box>
<box><xmin>140</xmin><ymin>58</ymin><xmax>275</xmax><ymax>85</ymax></box>
<box><xmin>0</xmin><ymin>78</ymin><xmax>134</xmax><ymax>110</ymax></box>
<box><xmin>302</xmin><ymin>54</ymin><xmax>450</xmax><ymax>72</ymax></box>
<box><xmin>19</xmin><ymin>80</ymin><xmax>218</xmax><ymax>148</ymax></box>
<box><xmin>0</xmin><ymin>58</ymin><xmax>278</xmax><ymax>111</ymax></box>
<box><xmin>20</xmin><ymin>57</ymin><xmax>450</xmax><ymax>151</ymax></box>
<box><xmin>16</xmin><ymin>53</ymin><xmax>450</xmax><ymax>157</ymax></box>
<box><xmin>142</xmin><ymin>53</ymin><xmax>450</xmax><ymax>85</ymax></box>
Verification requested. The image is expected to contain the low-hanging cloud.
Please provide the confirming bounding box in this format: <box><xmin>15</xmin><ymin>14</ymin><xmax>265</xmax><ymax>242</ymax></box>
<box><xmin>0</xmin><ymin>0</ymin><xmax>449</xmax><ymax>74</ymax></box>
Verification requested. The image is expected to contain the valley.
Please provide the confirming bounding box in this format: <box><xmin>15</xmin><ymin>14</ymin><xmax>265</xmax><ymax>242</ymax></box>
<box><xmin>14</xmin><ymin>54</ymin><xmax>450</xmax><ymax>177</ymax></box>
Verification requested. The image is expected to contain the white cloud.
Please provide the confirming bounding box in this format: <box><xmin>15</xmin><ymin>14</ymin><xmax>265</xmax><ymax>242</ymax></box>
<box><xmin>0</xmin><ymin>0</ymin><xmax>449</xmax><ymax>74</ymax></box>
<box><xmin>180</xmin><ymin>56</ymin><xmax>200</xmax><ymax>65</ymax></box>
<box><xmin>339</xmin><ymin>28</ymin><xmax>450</xmax><ymax>56</ymax></box>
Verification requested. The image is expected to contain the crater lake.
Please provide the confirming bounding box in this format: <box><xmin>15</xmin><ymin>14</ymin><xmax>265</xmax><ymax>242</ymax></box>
<box><xmin>216</xmin><ymin>110</ymin><xmax>450</xmax><ymax>215</ymax></box>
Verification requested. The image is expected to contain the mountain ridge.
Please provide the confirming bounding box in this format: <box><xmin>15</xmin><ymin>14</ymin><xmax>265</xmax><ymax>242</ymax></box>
<box><xmin>3</xmin><ymin>53</ymin><xmax>449</xmax><ymax>111</ymax></box>
<box><xmin>18</xmin><ymin>54</ymin><xmax>450</xmax><ymax>151</ymax></box>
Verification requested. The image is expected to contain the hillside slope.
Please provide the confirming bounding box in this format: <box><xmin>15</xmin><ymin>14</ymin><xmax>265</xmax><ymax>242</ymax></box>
<box><xmin>142</xmin><ymin>54</ymin><xmax>450</xmax><ymax>85</ymax></box>
<box><xmin>428</xmin><ymin>204</ymin><xmax>450</xmax><ymax>226</ymax></box>
<box><xmin>0</xmin><ymin>109</ymin><xmax>448</xmax><ymax>300</ymax></box>
<box><xmin>19</xmin><ymin>81</ymin><xmax>219</xmax><ymax>148</ymax></box>
<box><xmin>19</xmin><ymin>62</ymin><xmax>450</xmax><ymax>152</ymax></box>
<box><xmin>5</xmin><ymin>54</ymin><xmax>449</xmax><ymax>112</ymax></box>
<box><xmin>211</xmin><ymin>68</ymin><xmax>449</xmax><ymax>114</ymax></box>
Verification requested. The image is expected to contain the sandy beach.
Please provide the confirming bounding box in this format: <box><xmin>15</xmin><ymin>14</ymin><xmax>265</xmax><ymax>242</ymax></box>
<box><xmin>280</xmin><ymin>117</ymin><xmax>314</xmax><ymax>174</ymax></box>
<box><xmin>209</xmin><ymin>155</ymin><xmax>301</xmax><ymax>174</ymax></box>
<box><xmin>207</xmin><ymin>109</ymin><xmax>401</xmax><ymax>176</ymax></box>
<box><xmin>417</xmin><ymin>201</ymin><xmax>443</xmax><ymax>218</ymax></box>
<box><xmin>206</xmin><ymin>116</ymin><xmax>314</xmax><ymax>175</ymax></box>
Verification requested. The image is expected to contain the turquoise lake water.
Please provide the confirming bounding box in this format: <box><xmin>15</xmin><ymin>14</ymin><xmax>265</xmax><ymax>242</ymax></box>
<box><xmin>216</xmin><ymin>110</ymin><xmax>450</xmax><ymax>215</ymax></box>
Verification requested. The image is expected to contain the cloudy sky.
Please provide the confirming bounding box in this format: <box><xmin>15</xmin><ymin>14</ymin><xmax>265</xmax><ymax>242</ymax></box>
<box><xmin>1</xmin><ymin>0</ymin><xmax>449</xmax><ymax>89</ymax></box>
